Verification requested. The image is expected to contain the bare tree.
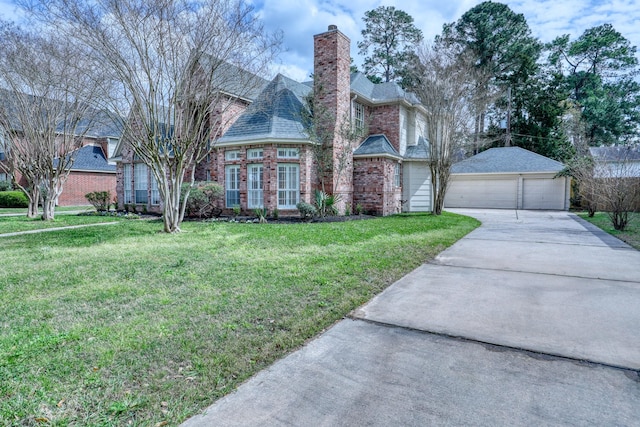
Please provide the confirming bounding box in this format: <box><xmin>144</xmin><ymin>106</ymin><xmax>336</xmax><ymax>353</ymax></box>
<box><xmin>0</xmin><ymin>23</ymin><xmax>104</xmax><ymax>220</ymax></box>
<box><xmin>23</xmin><ymin>0</ymin><xmax>280</xmax><ymax>232</ymax></box>
<box><xmin>405</xmin><ymin>44</ymin><xmax>482</xmax><ymax>215</ymax></box>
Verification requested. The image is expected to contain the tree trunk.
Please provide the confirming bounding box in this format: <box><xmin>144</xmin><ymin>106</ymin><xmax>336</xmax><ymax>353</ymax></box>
<box><xmin>41</xmin><ymin>196</ymin><xmax>56</xmax><ymax>220</ymax></box>
<box><xmin>26</xmin><ymin>187</ymin><xmax>40</xmax><ymax>218</ymax></box>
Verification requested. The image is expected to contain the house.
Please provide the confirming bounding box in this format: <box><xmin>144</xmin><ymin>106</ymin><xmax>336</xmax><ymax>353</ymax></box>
<box><xmin>0</xmin><ymin>98</ymin><xmax>122</xmax><ymax>206</ymax></box>
<box><xmin>114</xmin><ymin>25</ymin><xmax>432</xmax><ymax>216</ymax></box>
<box><xmin>444</xmin><ymin>147</ymin><xmax>570</xmax><ymax>210</ymax></box>
<box><xmin>589</xmin><ymin>145</ymin><xmax>640</xmax><ymax>178</ymax></box>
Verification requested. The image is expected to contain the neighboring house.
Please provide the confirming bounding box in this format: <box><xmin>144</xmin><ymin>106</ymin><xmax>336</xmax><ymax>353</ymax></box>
<box><xmin>0</xmin><ymin>98</ymin><xmax>122</xmax><ymax>206</ymax></box>
<box><xmin>589</xmin><ymin>145</ymin><xmax>640</xmax><ymax>178</ymax></box>
<box><xmin>113</xmin><ymin>25</ymin><xmax>432</xmax><ymax>216</ymax></box>
<box><xmin>444</xmin><ymin>147</ymin><xmax>570</xmax><ymax>210</ymax></box>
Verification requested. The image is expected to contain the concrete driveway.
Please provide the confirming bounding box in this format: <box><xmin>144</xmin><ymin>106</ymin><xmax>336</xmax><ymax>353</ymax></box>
<box><xmin>183</xmin><ymin>209</ymin><xmax>640</xmax><ymax>426</ymax></box>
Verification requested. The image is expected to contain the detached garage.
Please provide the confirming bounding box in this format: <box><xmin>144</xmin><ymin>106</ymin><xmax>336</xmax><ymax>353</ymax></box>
<box><xmin>444</xmin><ymin>147</ymin><xmax>570</xmax><ymax>210</ymax></box>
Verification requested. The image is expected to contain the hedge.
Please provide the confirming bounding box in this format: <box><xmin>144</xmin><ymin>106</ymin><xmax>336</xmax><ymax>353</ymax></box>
<box><xmin>0</xmin><ymin>191</ymin><xmax>29</xmax><ymax>208</ymax></box>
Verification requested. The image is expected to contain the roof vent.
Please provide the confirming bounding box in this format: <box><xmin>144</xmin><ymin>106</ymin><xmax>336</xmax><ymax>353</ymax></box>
<box><xmin>328</xmin><ymin>25</ymin><xmax>337</xmax><ymax>31</ymax></box>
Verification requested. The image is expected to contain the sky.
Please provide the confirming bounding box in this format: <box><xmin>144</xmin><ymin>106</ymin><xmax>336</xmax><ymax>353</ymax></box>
<box><xmin>1</xmin><ymin>0</ymin><xmax>639</xmax><ymax>81</ymax></box>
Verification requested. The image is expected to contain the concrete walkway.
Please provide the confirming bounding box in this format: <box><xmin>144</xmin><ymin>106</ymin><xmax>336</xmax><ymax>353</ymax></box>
<box><xmin>183</xmin><ymin>209</ymin><xmax>640</xmax><ymax>426</ymax></box>
<box><xmin>0</xmin><ymin>221</ymin><xmax>119</xmax><ymax>238</ymax></box>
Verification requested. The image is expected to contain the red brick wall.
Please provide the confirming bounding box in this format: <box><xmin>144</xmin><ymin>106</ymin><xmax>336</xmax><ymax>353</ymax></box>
<box><xmin>59</xmin><ymin>172</ymin><xmax>116</xmax><ymax>206</ymax></box>
<box><xmin>313</xmin><ymin>25</ymin><xmax>353</xmax><ymax>212</ymax></box>
<box><xmin>353</xmin><ymin>157</ymin><xmax>402</xmax><ymax>215</ymax></box>
<box><xmin>370</xmin><ymin>105</ymin><xmax>401</xmax><ymax>153</ymax></box>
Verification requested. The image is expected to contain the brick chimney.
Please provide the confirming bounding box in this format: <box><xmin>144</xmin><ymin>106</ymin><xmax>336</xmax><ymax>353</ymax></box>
<box><xmin>313</xmin><ymin>25</ymin><xmax>353</xmax><ymax>211</ymax></box>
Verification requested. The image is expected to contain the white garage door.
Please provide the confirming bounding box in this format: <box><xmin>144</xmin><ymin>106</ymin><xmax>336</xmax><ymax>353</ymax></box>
<box><xmin>445</xmin><ymin>178</ymin><xmax>517</xmax><ymax>209</ymax></box>
<box><xmin>523</xmin><ymin>178</ymin><xmax>566</xmax><ymax>210</ymax></box>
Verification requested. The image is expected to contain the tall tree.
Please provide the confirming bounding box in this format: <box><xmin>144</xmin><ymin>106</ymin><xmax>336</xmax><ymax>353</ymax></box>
<box><xmin>438</xmin><ymin>1</ymin><xmax>541</xmax><ymax>149</ymax></box>
<box><xmin>0</xmin><ymin>23</ymin><xmax>105</xmax><ymax>220</ymax></box>
<box><xmin>404</xmin><ymin>43</ymin><xmax>482</xmax><ymax>215</ymax></box>
<box><xmin>549</xmin><ymin>24</ymin><xmax>640</xmax><ymax>145</ymax></box>
<box><xmin>357</xmin><ymin>6</ymin><xmax>423</xmax><ymax>84</ymax></box>
<box><xmin>23</xmin><ymin>0</ymin><xmax>280</xmax><ymax>232</ymax></box>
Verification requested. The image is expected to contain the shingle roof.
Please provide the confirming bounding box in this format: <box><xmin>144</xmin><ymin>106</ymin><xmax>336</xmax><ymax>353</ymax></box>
<box><xmin>589</xmin><ymin>145</ymin><xmax>640</xmax><ymax>162</ymax></box>
<box><xmin>354</xmin><ymin>134</ymin><xmax>400</xmax><ymax>158</ymax></box>
<box><xmin>67</xmin><ymin>145</ymin><xmax>116</xmax><ymax>172</ymax></box>
<box><xmin>451</xmin><ymin>147</ymin><xmax>565</xmax><ymax>174</ymax></box>
<box><xmin>0</xmin><ymin>88</ymin><xmax>123</xmax><ymax>138</ymax></box>
<box><xmin>404</xmin><ymin>136</ymin><xmax>430</xmax><ymax>160</ymax></box>
<box><xmin>350</xmin><ymin>72</ymin><xmax>421</xmax><ymax>105</ymax></box>
<box><xmin>218</xmin><ymin>74</ymin><xmax>312</xmax><ymax>143</ymax></box>
<box><xmin>198</xmin><ymin>54</ymin><xmax>270</xmax><ymax>101</ymax></box>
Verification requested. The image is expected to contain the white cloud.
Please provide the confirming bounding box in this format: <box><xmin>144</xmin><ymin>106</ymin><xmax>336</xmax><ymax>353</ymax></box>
<box><xmin>260</xmin><ymin>0</ymin><xmax>640</xmax><ymax>82</ymax></box>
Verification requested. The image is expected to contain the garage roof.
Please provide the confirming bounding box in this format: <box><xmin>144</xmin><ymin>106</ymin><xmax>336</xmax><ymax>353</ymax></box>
<box><xmin>451</xmin><ymin>147</ymin><xmax>565</xmax><ymax>174</ymax></box>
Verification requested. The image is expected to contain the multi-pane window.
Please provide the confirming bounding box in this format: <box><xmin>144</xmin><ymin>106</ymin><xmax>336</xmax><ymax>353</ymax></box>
<box><xmin>205</xmin><ymin>169</ymin><xmax>212</xmax><ymax>182</ymax></box>
<box><xmin>134</xmin><ymin>163</ymin><xmax>148</xmax><ymax>204</ymax></box>
<box><xmin>225</xmin><ymin>165</ymin><xmax>240</xmax><ymax>207</ymax></box>
<box><xmin>354</xmin><ymin>102</ymin><xmax>365</xmax><ymax>132</ymax></box>
<box><xmin>247</xmin><ymin>164</ymin><xmax>264</xmax><ymax>209</ymax></box>
<box><xmin>277</xmin><ymin>147</ymin><xmax>299</xmax><ymax>159</ymax></box>
<box><xmin>247</xmin><ymin>148</ymin><xmax>263</xmax><ymax>160</ymax></box>
<box><xmin>278</xmin><ymin>164</ymin><xmax>299</xmax><ymax>209</ymax></box>
<box><xmin>151</xmin><ymin>173</ymin><xmax>161</xmax><ymax>205</ymax></box>
<box><xmin>394</xmin><ymin>163</ymin><xmax>401</xmax><ymax>188</ymax></box>
<box><xmin>225</xmin><ymin>150</ymin><xmax>240</xmax><ymax>161</ymax></box>
<box><xmin>123</xmin><ymin>163</ymin><xmax>133</xmax><ymax>204</ymax></box>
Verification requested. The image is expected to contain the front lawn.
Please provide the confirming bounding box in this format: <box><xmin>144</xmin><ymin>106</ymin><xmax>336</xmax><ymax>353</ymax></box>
<box><xmin>578</xmin><ymin>212</ymin><xmax>640</xmax><ymax>250</ymax></box>
<box><xmin>0</xmin><ymin>213</ymin><xmax>479</xmax><ymax>426</ymax></box>
<box><xmin>0</xmin><ymin>214</ymin><xmax>122</xmax><ymax>235</ymax></box>
<box><xmin>0</xmin><ymin>206</ymin><xmax>95</xmax><ymax>215</ymax></box>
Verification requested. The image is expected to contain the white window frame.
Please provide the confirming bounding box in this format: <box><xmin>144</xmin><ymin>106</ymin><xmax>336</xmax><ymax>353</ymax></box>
<box><xmin>354</xmin><ymin>102</ymin><xmax>365</xmax><ymax>131</ymax></box>
<box><xmin>277</xmin><ymin>147</ymin><xmax>299</xmax><ymax>159</ymax></box>
<box><xmin>278</xmin><ymin>163</ymin><xmax>299</xmax><ymax>209</ymax></box>
<box><xmin>247</xmin><ymin>148</ymin><xmax>264</xmax><ymax>160</ymax></box>
<box><xmin>123</xmin><ymin>163</ymin><xmax>133</xmax><ymax>204</ymax></box>
<box><xmin>247</xmin><ymin>164</ymin><xmax>264</xmax><ymax>209</ymax></box>
<box><xmin>225</xmin><ymin>150</ymin><xmax>241</xmax><ymax>161</ymax></box>
<box><xmin>225</xmin><ymin>165</ymin><xmax>241</xmax><ymax>208</ymax></box>
<box><xmin>205</xmin><ymin>169</ymin><xmax>212</xmax><ymax>182</ymax></box>
<box><xmin>394</xmin><ymin>163</ymin><xmax>401</xmax><ymax>188</ymax></box>
<box><xmin>151</xmin><ymin>173</ymin><xmax>161</xmax><ymax>206</ymax></box>
<box><xmin>134</xmin><ymin>163</ymin><xmax>148</xmax><ymax>204</ymax></box>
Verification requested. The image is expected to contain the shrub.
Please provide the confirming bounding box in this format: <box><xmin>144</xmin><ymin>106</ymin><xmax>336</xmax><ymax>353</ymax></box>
<box><xmin>272</xmin><ymin>208</ymin><xmax>279</xmax><ymax>220</ymax></box>
<box><xmin>232</xmin><ymin>205</ymin><xmax>241</xmax><ymax>217</ymax></box>
<box><xmin>254</xmin><ymin>207</ymin><xmax>268</xmax><ymax>223</ymax></box>
<box><xmin>182</xmin><ymin>182</ymin><xmax>224</xmax><ymax>218</ymax></box>
<box><xmin>0</xmin><ymin>181</ymin><xmax>12</xmax><ymax>192</ymax></box>
<box><xmin>344</xmin><ymin>203</ymin><xmax>351</xmax><ymax>216</ymax></box>
<box><xmin>296</xmin><ymin>201</ymin><xmax>316</xmax><ymax>220</ymax></box>
<box><xmin>0</xmin><ymin>191</ymin><xmax>29</xmax><ymax>208</ymax></box>
<box><xmin>355</xmin><ymin>203</ymin><xmax>364</xmax><ymax>215</ymax></box>
<box><xmin>314</xmin><ymin>189</ymin><xmax>339</xmax><ymax>217</ymax></box>
<box><xmin>85</xmin><ymin>191</ymin><xmax>112</xmax><ymax>211</ymax></box>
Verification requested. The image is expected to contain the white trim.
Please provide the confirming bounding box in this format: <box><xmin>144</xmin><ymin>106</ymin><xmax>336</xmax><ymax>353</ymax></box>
<box><xmin>353</xmin><ymin>153</ymin><xmax>403</xmax><ymax>161</ymax></box>
<box><xmin>215</xmin><ymin>138</ymin><xmax>311</xmax><ymax>147</ymax></box>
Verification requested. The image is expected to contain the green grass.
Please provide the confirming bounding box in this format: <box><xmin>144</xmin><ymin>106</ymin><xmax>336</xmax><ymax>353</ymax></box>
<box><xmin>578</xmin><ymin>211</ymin><xmax>640</xmax><ymax>250</ymax></box>
<box><xmin>0</xmin><ymin>206</ymin><xmax>95</xmax><ymax>215</ymax></box>
<box><xmin>0</xmin><ymin>214</ymin><xmax>122</xmax><ymax>234</ymax></box>
<box><xmin>0</xmin><ymin>213</ymin><xmax>479</xmax><ymax>426</ymax></box>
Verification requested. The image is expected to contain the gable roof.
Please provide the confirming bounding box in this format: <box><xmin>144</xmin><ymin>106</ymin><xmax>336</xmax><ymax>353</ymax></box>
<box><xmin>589</xmin><ymin>145</ymin><xmax>640</xmax><ymax>162</ymax></box>
<box><xmin>218</xmin><ymin>74</ymin><xmax>312</xmax><ymax>144</ymax></box>
<box><xmin>354</xmin><ymin>134</ymin><xmax>401</xmax><ymax>159</ymax></box>
<box><xmin>451</xmin><ymin>147</ymin><xmax>565</xmax><ymax>174</ymax></box>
